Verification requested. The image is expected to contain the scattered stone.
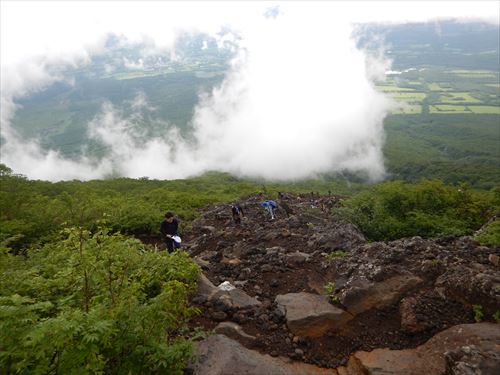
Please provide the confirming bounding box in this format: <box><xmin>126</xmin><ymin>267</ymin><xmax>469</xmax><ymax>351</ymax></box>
<box><xmin>211</xmin><ymin>288</ymin><xmax>262</xmax><ymax>310</ymax></box>
<box><xmin>261</xmin><ymin>264</ymin><xmax>273</xmax><ymax>272</ymax></box>
<box><xmin>488</xmin><ymin>254</ymin><xmax>499</xmax><ymax>267</ymax></box>
<box><xmin>214</xmin><ymin>322</ymin><xmax>256</xmax><ymax>344</ymax></box>
<box><xmin>211</xmin><ymin>311</ymin><xmax>227</xmax><ymax>321</ymax></box>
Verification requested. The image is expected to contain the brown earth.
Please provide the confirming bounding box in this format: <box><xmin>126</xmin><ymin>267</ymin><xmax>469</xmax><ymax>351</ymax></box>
<box><xmin>143</xmin><ymin>192</ymin><xmax>500</xmax><ymax>371</ymax></box>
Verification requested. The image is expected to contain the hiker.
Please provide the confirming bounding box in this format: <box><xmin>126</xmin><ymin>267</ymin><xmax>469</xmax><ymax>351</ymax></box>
<box><xmin>160</xmin><ymin>211</ymin><xmax>180</xmax><ymax>253</ymax></box>
<box><xmin>261</xmin><ymin>200</ymin><xmax>278</xmax><ymax>220</ymax></box>
<box><xmin>279</xmin><ymin>198</ymin><xmax>293</xmax><ymax>217</ymax></box>
<box><xmin>231</xmin><ymin>202</ymin><xmax>244</xmax><ymax>224</ymax></box>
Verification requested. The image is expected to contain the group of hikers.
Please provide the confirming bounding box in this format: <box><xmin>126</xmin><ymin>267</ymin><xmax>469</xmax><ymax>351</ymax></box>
<box><xmin>160</xmin><ymin>196</ymin><xmax>279</xmax><ymax>252</ymax></box>
<box><xmin>160</xmin><ymin>191</ymin><xmax>332</xmax><ymax>252</ymax></box>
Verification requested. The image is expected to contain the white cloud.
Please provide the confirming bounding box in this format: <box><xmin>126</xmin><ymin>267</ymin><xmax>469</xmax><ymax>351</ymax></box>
<box><xmin>0</xmin><ymin>1</ymin><xmax>497</xmax><ymax>181</ymax></box>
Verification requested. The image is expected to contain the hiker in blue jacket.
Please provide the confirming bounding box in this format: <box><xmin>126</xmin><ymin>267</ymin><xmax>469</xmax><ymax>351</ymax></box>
<box><xmin>261</xmin><ymin>200</ymin><xmax>278</xmax><ymax>220</ymax></box>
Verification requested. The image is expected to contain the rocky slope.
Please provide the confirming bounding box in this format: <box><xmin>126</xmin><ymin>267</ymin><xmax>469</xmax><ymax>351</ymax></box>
<box><xmin>178</xmin><ymin>192</ymin><xmax>499</xmax><ymax>374</ymax></box>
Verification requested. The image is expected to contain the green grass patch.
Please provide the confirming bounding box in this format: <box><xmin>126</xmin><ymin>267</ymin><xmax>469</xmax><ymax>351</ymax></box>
<box><xmin>485</xmin><ymin>83</ymin><xmax>500</xmax><ymax>88</ymax></box>
<box><xmin>430</xmin><ymin>105</ymin><xmax>470</xmax><ymax>113</ymax></box>
<box><xmin>376</xmin><ymin>85</ymin><xmax>416</xmax><ymax>92</ymax></box>
<box><xmin>467</xmin><ymin>106</ymin><xmax>500</xmax><ymax>114</ymax></box>
<box><xmin>391</xmin><ymin>105</ymin><xmax>422</xmax><ymax>114</ymax></box>
<box><xmin>438</xmin><ymin>92</ymin><xmax>481</xmax><ymax>103</ymax></box>
<box><xmin>428</xmin><ymin>83</ymin><xmax>452</xmax><ymax>91</ymax></box>
<box><xmin>450</xmin><ymin>69</ymin><xmax>497</xmax><ymax>77</ymax></box>
<box><xmin>387</xmin><ymin>92</ymin><xmax>427</xmax><ymax>103</ymax></box>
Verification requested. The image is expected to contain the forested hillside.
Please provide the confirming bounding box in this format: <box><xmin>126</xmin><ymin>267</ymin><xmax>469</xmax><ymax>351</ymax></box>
<box><xmin>1</xmin><ymin>165</ymin><xmax>499</xmax><ymax>372</ymax></box>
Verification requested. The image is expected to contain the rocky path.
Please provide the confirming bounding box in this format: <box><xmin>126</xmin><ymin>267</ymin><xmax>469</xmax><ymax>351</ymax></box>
<box><xmin>168</xmin><ymin>192</ymin><xmax>499</xmax><ymax>374</ymax></box>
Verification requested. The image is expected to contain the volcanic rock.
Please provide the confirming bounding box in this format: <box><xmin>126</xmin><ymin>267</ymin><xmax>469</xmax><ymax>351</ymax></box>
<box><xmin>189</xmin><ymin>334</ymin><xmax>338</xmax><ymax>375</ymax></box>
<box><xmin>275</xmin><ymin>292</ymin><xmax>351</xmax><ymax>336</ymax></box>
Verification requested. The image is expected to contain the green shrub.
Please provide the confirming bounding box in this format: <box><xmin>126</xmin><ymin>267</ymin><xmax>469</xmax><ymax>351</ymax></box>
<box><xmin>0</xmin><ymin>227</ymin><xmax>200</xmax><ymax>374</ymax></box>
<box><xmin>324</xmin><ymin>282</ymin><xmax>339</xmax><ymax>303</ymax></box>
<box><xmin>474</xmin><ymin>220</ymin><xmax>500</xmax><ymax>246</ymax></box>
<box><xmin>473</xmin><ymin>304</ymin><xmax>484</xmax><ymax>323</ymax></box>
<box><xmin>338</xmin><ymin>180</ymin><xmax>498</xmax><ymax>241</ymax></box>
<box><xmin>325</xmin><ymin>250</ymin><xmax>348</xmax><ymax>261</ymax></box>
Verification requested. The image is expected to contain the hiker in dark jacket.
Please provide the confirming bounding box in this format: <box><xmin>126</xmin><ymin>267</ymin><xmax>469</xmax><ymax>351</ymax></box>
<box><xmin>231</xmin><ymin>202</ymin><xmax>244</xmax><ymax>225</ymax></box>
<box><xmin>160</xmin><ymin>211</ymin><xmax>180</xmax><ymax>253</ymax></box>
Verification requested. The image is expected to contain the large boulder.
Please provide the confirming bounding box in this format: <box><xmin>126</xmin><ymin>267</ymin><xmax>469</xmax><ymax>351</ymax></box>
<box><xmin>340</xmin><ymin>274</ymin><xmax>423</xmax><ymax>315</ymax></box>
<box><xmin>338</xmin><ymin>323</ymin><xmax>500</xmax><ymax>375</ymax></box>
<box><xmin>193</xmin><ymin>273</ymin><xmax>218</xmax><ymax>304</ymax></box>
<box><xmin>275</xmin><ymin>292</ymin><xmax>351</xmax><ymax>337</ymax></box>
<box><xmin>190</xmin><ymin>334</ymin><xmax>338</xmax><ymax>375</ymax></box>
<box><xmin>211</xmin><ymin>286</ymin><xmax>261</xmax><ymax>310</ymax></box>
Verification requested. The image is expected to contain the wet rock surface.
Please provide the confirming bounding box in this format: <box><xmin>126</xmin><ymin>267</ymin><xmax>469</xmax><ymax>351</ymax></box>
<box><xmin>147</xmin><ymin>192</ymin><xmax>500</xmax><ymax>372</ymax></box>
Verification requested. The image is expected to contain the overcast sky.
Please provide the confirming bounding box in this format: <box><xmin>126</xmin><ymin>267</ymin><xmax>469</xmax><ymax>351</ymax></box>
<box><xmin>2</xmin><ymin>1</ymin><xmax>498</xmax><ymax>66</ymax></box>
<box><xmin>0</xmin><ymin>1</ymin><xmax>498</xmax><ymax>181</ymax></box>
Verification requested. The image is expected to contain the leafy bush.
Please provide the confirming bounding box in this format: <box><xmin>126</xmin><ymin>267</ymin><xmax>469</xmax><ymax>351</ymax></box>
<box><xmin>325</xmin><ymin>250</ymin><xmax>348</xmax><ymax>261</ymax></box>
<box><xmin>338</xmin><ymin>180</ymin><xmax>498</xmax><ymax>241</ymax></box>
<box><xmin>0</xmin><ymin>228</ymin><xmax>200</xmax><ymax>374</ymax></box>
<box><xmin>323</xmin><ymin>282</ymin><xmax>339</xmax><ymax>304</ymax></box>
<box><xmin>474</xmin><ymin>220</ymin><xmax>500</xmax><ymax>246</ymax></box>
<box><xmin>472</xmin><ymin>304</ymin><xmax>484</xmax><ymax>323</ymax></box>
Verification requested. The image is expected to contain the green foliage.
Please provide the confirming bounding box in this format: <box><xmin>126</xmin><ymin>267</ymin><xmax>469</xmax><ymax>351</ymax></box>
<box><xmin>472</xmin><ymin>304</ymin><xmax>484</xmax><ymax>323</ymax></box>
<box><xmin>339</xmin><ymin>180</ymin><xmax>498</xmax><ymax>241</ymax></box>
<box><xmin>493</xmin><ymin>310</ymin><xmax>500</xmax><ymax>323</ymax></box>
<box><xmin>323</xmin><ymin>282</ymin><xmax>339</xmax><ymax>303</ymax></box>
<box><xmin>0</xmin><ymin>171</ymin><xmax>361</xmax><ymax>251</ymax></box>
<box><xmin>474</xmin><ymin>220</ymin><xmax>500</xmax><ymax>246</ymax></box>
<box><xmin>384</xmin><ymin>114</ymin><xmax>500</xmax><ymax>189</ymax></box>
<box><xmin>325</xmin><ymin>250</ymin><xmax>348</xmax><ymax>261</ymax></box>
<box><xmin>0</xmin><ymin>227</ymin><xmax>200</xmax><ymax>374</ymax></box>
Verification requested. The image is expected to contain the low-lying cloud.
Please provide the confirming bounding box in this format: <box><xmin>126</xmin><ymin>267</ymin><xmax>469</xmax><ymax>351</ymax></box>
<box><xmin>0</xmin><ymin>3</ymin><xmax>440</xmax><ymax>181</ymax></box>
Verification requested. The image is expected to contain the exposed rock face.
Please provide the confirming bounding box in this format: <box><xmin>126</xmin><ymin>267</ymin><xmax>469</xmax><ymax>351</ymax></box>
<box><xmin>190</xmin><ymin>334</ymin><xmax>338</xmax><ymax>375</ymax></box>
<box><xmin>275</xmin><ymin>292</ymin><xmax>351</xmax><ymax>336</ymax></box>
<box><xmin>340</xmin><ymin>274</ymin><xmax>424</xmax><ymax>315</ymax></box>
<box><xmin>214</xmin><ymin>322</ymin><xmax>256</xmax><ymax>345</ymax></box>
<box><xmin>339</xmin><ymin>323</ymin><xmax>500</xmax><ymax>375</ymax></box>
<box><xmin>182</xmin><ymin>193</ymin><xmax>500</xmax><ymax>370</ymax></box>
<box><xmin>445</xmin><ymin>343</ymin><xmax>500</xmax><ymax>375</ymax></box>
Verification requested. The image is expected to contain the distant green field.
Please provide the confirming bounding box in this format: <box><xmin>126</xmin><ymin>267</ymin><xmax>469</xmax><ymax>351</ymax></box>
<box><xmin>391</xmin><ymin>105</ymin><xmax>422</xmax><ymax>114</ymax></box>
<box><xmin>467</xmin><ymin>105</ymin><xmax>500</xmax><ymax>114</ymax></box>
<box><xmin>428</xmin><ymin>83</ymin><xmax>452</xmax><ymax>91</ymax></box>
<box><xmin>376</xmin><ymin>85</ymin><xmax>415</xmax><ymax>92</ymax></box>
<box><xmin>387</xmin><ymin>92</ymin><xmax>427</xmax><ymax>102</ymax></box>
<box><xmin>430</xmin><ymin>105</ymin><xmax>469</xmax><ymax>113</ymax></box>
<box><xmin>450</xmin><ymin>69</ymin><xmax>497</xmax><ymax>78</ymax></box>
<box><xmin>438</xmin><ymin>92</ymin><xmax>481</xmax><ymax>103</ymax></box>
<box><xmin>485</xmin><ymin>83</ymin><xmax>500</xmax><ymax>88</ymax></box>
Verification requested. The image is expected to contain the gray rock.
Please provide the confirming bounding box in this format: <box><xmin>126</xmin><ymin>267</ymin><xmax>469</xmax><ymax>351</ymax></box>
<box><xmin>214</xmin><ymin>322</ymin><xmax>256</xmax><ymax>344</ymax></box>
<box><xmin>340</xmin><ymin>274</ymin><xmax>424</xmax><ymax>315</ymax></box>
<box><xmin>194</xmin><ymin>273</ymin><xmax>218</xmax><ymax>304</ymax></box>
<box><xmin>211</xmin><ymin>288</ymin><xmax>261</xmax><ymax>310</ymax></box>
<box><xmin>338</xmin><ymin>323</ymin><xmax>500</xmax><ymax>375</ymax></box>
<box><xmin>190</xmin><ymin>334</ymin><xmax>337</xmax><ymax>375</ymax></box>
<box><xmin>275</xmin><ymin>292</ymin><xmax>351</xmax><ymax>337</ymax></box>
